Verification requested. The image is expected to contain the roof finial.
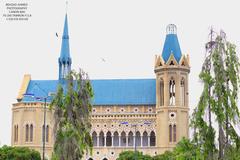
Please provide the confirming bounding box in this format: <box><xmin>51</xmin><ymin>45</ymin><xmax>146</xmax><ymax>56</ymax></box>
<box><xmin>166</xmin><ymin>24</ymin><xmax>177</xmax><ymax>35</ymax></box>
<box><xmin>66</xmin><ymin>1</ymin><xmax>68</xmax><ymax>13</ymax></box>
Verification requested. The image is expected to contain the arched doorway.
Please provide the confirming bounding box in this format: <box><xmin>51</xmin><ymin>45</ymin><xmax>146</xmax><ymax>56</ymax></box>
<box><xmin>102</xmin><ymin>158</ymin><xmax>108</xmax><ymax>160</ymax></box>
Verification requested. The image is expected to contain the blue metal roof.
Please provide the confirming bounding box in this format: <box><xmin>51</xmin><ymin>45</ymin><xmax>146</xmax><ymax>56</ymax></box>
<box><xmin>162</xmin><ymin>34</ymin><xmax>182</xmax><ymax>63</ymax></box>
<box><xmin>22</xmin><ymin>79</ymin><xmax>156</xmax><ymax>105</ymax></box>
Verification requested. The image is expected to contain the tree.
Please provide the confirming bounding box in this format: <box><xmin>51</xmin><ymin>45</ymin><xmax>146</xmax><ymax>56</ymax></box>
<box><xmin>191</xmin><ymin>29</ymin><xmax>240</xmax><ymax>160</ymax></box>
<box><xmin>50</xmin><ymin>69</ymin><xmax>94</xmax><ymax>160</ymax></box>
<box><xmin>0</xmin><ymin>145</ymin><xmax>41</xmax><ymax>160</ymax></box>
<box><xmin>117</xmin><ymin>151</ymin><xmax>152</xmax><ymax>160</ymax></box>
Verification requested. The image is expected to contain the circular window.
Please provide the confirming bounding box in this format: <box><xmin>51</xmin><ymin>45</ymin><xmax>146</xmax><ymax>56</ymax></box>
<box><xmin>169</xmin><ymin>112</ymin><xmax>176</xmax><ymax>119</ymax></box>
<box><xmin>148</xmin><ymin>108</ymin><xmax>153</xmax><ymax>112</ymax></box>
<box><xmin>120</xmin><ymin>108</ymin><xmax>125</xmax><ymax>112</ymax></box>
<box><xmin>93</xmin><ymin>108</ymin><xmax>96</xmax><ymax>112</ymax></box>
<box><xmin>106</xmin><ymin>108</ymin><xmax>111</xmax><ymax>112</ymax></box>
<box><xmin>134</xmin><ymin>108</ymin><xmax>139</xmax><ymax>112</ymax></box>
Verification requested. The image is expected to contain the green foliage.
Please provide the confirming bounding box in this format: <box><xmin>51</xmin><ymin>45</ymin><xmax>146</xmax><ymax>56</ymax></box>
<box><xmin>50</xmin><ymin>69</ymin><xmax>93</xmax><ymax>160</ymax></box>
<box><xmin>118</xmin><ymin>138</ymin><xmax>205</xmax><ymax>160</ymax></box>
<box><xmin>0</xmin><ymin>145</ymin><xmax>41</xmax><ymax>160</ymax></box>
<box><xmin>117</xmin><ymin>151</ymin><xmax>152</xmax><ymax>160</ymax></box>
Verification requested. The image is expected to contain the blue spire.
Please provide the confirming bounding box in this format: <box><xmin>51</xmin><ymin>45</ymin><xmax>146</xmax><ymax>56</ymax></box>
<box><xmin>58</xmin><ymin>14</ymin><xmax>72</xmax><ymax>80</ymax></box>
<box><xmin>162</xmin><ymin>24</ymin><xmax>182</xmax><ymax>63</ymax></box>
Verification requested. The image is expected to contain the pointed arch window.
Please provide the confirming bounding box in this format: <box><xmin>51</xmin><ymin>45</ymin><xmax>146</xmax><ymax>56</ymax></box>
<box><xmin>169</xmin><ymin>124</ymin><xmax>172</xmax><ymax>142</ymax></box>
<box><xmin>99</xmin><ymin>131</ymin><xmax>104</xmax><ymax>146</ymax></box>
<box><xmin>120</xmin><ymin>131</ymin><xmax>126</xmax><ymax>146</ymax></box>
<box><xmin>92</xmin><ymin>132</ymin><xmax>97</xmax><ymax>146</ymax></box>
<box><xmin>136</xmin><ymin>131</ymin><xmax>141</xmax><ymax>146</ymax></box>
<box><xmin>25</xmin><ymin>124</ymin><xmax>29</xmax><ymax>142</ymax></box>
<box><xmin>46</xmin><ymin>125</ymin><xmax>49</xmax><ymax>143</ymax></box>
<box><xmin>128</xmin><ymin>131</ymin><xmax>133</xmax><ymax>146</ymax></box>
<box><xmin>169</xmin><ymin>78</ymin><xmax>175</xmax><ymax>105</ymax></box>
<box><xmin>173</xmin><ymin>124</ymin><xmax>177</xmax><ymax>142</ymax></box>
<box><xmin>113</xmin><ymin>131</ymin><xmax>119</xmax><ymax>146</ymax></box>
<box><xmin>180</xmin><ymin>78</ymin><xmax>185</xmax><ymax>106</ymax></box>
<box><xmin>106</xmin><ymin>131</ymin><xmax>112</xmax><ymax>146</ymax></box>
<box><xmin>160</xmin><ymin>78</ymin><xmax>164</xmax><ymax>106</ymax></box>
<box><xmin>142</xmin><ymin>131</ymin><xmax>148</xmax><ymax>146</ymax></box>
<box><xmin>14</xmin><ymin>125</ymin><xmax>18</xmax><ymax>142</ymax></box>
<box><xmin>150</xmin><ymin>131</ymin><xmax>156</xmax><ymax>146</ymax></box>
<box><xmin>30</xmin><ymin>124</ymin><xmax>33</xmax><ymax>142</ymax></box>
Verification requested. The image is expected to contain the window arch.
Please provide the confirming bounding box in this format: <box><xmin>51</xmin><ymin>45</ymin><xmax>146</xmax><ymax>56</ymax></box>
<box><xmin>99</xmin><ymin>131</ymin><xmax>105</xmax><ymax>146</ymax></box>
<box><xmin>25</xmin><ymin>124</ymin><xmax>29</xmax><ymax>142</ymax></box>
<box><xmin>180</xmin><ymin>78</ymin><xmax>185</xmax><ymax>106</ymax></box>
<box><xmin>30</xmin><ymin>124</ymin><xmax>33</xmax><ymax>142</ymax></box>
<box><xmin>46</xmin><ymin>125</ymin><xmax>49</xmax><ymax>143</ymax></box>
<box><xmin>169</xmin><ymin>124</ymin><xmax>172</xmax><ymax>142</ymax></box>
<box><xmin>150</xmin><ymin>131</ymin><xmax>156</xmax><ymax>146</ymax></box>
<box><xmin>120</xmin><ymin>131</ymin><xmax>126</xmax><ymax>146</ymax></box>
<box><xmin>128</xmin><ymin>131</ymin><xmax>133</xmax><ymax>146</ymax></box>
<box><xmin>14</xmin><ymin>125</ymin><xmax>18</xmax><ymax>142</ymax></box>
<box><xmin>113</xmin><ymin>131</ymin><xmax>119</xmax><ymax>146</ymax></box>
<box><xmin>106</xmin><ymin>131</ymin><xmax>112</xmax><ymax>146</ymax></box>
<box><xmin>173</xmin><ymin>124</ymin><xmax>177</xmax><ymax>142</ymax></box>
<box><xmin>169</xmin><ymin>78</ymin><xmax>175</xmax><ymax>105</ymax></box>
<box><xmin>136</xmin><ymin>131</ymin><xmax>141</xmax><ymax>146</ymax></box>
<box><xmin>142</xmin><ymin>131</ymin><xmax>148</xmax><ymax>146</ymax></box>
<box><xmin>160</xmin><ymin>78</ymin><xmax>164</xmax><ymax>106</ymax></box>
<box><xmin>92</xmin><ymin>132</ymin><xmax>97</xmax><ymax>146</ymax></box>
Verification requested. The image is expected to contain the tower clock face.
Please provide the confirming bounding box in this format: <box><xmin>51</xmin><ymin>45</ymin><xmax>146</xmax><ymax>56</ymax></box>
<box><xmin>169</xmin><ymin>112</ymin><xmax>176</xmax><ymax>120</ymax></box>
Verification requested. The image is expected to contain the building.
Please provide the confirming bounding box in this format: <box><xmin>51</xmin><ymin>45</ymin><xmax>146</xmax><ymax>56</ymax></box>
<box><xmin>11</xmin><ymin>14</ymin><xmax>190</xmax><ymax>160</ymax></box>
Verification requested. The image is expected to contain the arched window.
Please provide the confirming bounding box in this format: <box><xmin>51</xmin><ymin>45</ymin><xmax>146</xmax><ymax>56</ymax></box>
<box><xmin>136</xmin><ymin>131</ymin><xmax>141</xmax><ymax>146</ymax></box>
<box><xmin>46</xmin><ymin>125</ymin><xmax>49</xmax><ymax>143</ymax></box>
<box><xmin>120</xmin><ymin>131</ymin><xmax>126</xmax><ymax>146</ymax></box>
<box><xmin>160</xmin><ymin>79</ymin><xmax>164</xmax><ymax>106</ymax></box>
<box><xmin>99</xmin><ymin>131</ymin><xmax>105</xmax><ymax>146</ymax></box>
<box><xmin>150</xmin><ymin>131</ymin><xmax>156</xmax><ymax>146</ymax></box>
<box><xmin>128</xmin><ymin>131</ymin><xmax>133</xmax><ymax>146</ymax></box>
<box><xmin>25</xmin><ymin>124</ymin><xmax>29</xmax><ymax>142</ymax></box>
<box><xmin>180</xmin><ymin>78</ymin><xmax>185</xmax><ymax>106</ymax></box>
<box><xmin>113</xmin><ymin>132</ymin><xmax>119</xmax><ymax>146</ymax></box>
<box><xmin>106</xmin><ymin>131</ymin><xmax>112</xmax><ymax>146</ymax></box>
<box><xmin>14</xmin><ymin>125</ymin><xmax>18</xmax><ymax>142</ymax></box>
<box><xmin>169</xmin><ymin>78</ymin><xmax>175</xmax><ymax>105</ymax></box>
<box><xmin>142</xmin><ymin>131</ymin><xmax>148</xmax><ymax>146</ymax></box>
<box><xmin>173</xmin><ymin>124</ymin><xmax>177</xmax><ymax>142</ymax></box>
<box><xmin>42</xmin><ymin>125</ymin><xmax>45</xmax><ymax>142</ymax></box>
<box><xmin>169</xmin><ymin>125</ymin><xmax>172</xmax><ymax>142</ymax></box>
<box><xmin>30</xmin><ymin>124</ymin><xmax>33</xmax><ymax>142</ymax></box>
<box><xmin>92</xmin><ymin>132</ymin><xmax>97</xmax><ymax>146</ymax></box>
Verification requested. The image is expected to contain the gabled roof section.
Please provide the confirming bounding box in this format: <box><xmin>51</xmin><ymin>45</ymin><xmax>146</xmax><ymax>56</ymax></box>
<box><xmin>59</xmin><ymin>14</ymin><xmax>71</xmax><ymax>62</ymax></box>
<box><xmin>162</xmin><ymin>24</ymin><xmax>182</xmax><ymax>63</ymax></box>
<box><xmin>21</xmin><ymin>79</ymin><xmax>156</xmax><ymax>105</ymax></box>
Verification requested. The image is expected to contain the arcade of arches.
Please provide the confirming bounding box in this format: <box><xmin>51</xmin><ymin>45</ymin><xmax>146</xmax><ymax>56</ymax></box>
<box><xmin>92</xmin><ymin>131</ymin><xmax>156</xmax><ymax>147</ymax></box>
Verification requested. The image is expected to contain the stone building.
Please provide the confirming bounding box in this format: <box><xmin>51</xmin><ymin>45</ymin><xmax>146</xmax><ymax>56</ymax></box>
<box><xmin>11</xmin><ymin>14</ymin><xmax>190</xmax><ymax>160</ymax></box>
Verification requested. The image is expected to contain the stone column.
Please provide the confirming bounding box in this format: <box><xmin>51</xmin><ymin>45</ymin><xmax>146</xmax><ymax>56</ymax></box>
<box><xmin>112</xmin><ymin>135</ymin><xmax>114</xmax><ymax>147</ymax></box>
<box><xmin>119</xmin><ymin>136</ymin><xmax>121</xmax><ymax>146</ymax></box>
<box><xmin>97</xmin><ymin>136</ymin><xmax>99</xmax><ymax>147</ymax></box>
<box><xmin>148</xmin><ymin>136</ymin><xmax>150</xmax><ymax>147</ymax></box>
<box><xmin>104</xmin><ymin>135</ymin><xmax>106</xmax><ymax>147</ymax></box>
<box><xmin>126</xmin><ymin>136</ymin><xmax>128</xmax><ymax>146</ymax></box>
<box><xmin>141</xmin><ymin>136</ymin><xmax>143</xmax><ymax>147</ymax></box>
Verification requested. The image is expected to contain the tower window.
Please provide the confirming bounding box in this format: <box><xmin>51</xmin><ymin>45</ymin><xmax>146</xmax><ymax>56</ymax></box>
<box><xmin>30</xmin><ymin>124</ymin><xmax>33</xmax><ymax>142</ymax></box>
<box><xmin>180</xmin><ymin>78</ymin><xmax>185</xmax><ymax>106</ymax></box>
<box><xmin>173</xmin><ymin>124</ymin><xmax>177</xmax><ymax>142</ymax></box>
<box><xmin>14</xmin><ymin>125</ymin><xmax>18</xmax><ymax>142</ymax></box>
<box><xmin>169</xmin><ymin>124</ymin><xmax>172</xmax><ymax>142</ymax></box>
<box><xmin>169</xmin><ymin>78</ymin><xmax>175</xmax><ymax>105</ymax></box>
<box><xmin>25</xmin><ymin>124</ymin><xmax>29</xmax><ymax>142</ymax></box>
<box><xmin>160</xmin><ymin>79</ymin><xmax>164</xmax><ymax>106</ymax></box>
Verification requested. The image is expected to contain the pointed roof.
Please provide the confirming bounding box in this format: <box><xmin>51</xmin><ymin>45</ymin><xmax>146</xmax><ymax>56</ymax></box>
<box><xmin>59</xmin><ymin>14</ymin><xmax>71</xmax><ymax>62</ymax></box>
<box><xmin>162</xmin><ymin>24</ymin><xmax>182</xmax><ymax>63</ymax></box>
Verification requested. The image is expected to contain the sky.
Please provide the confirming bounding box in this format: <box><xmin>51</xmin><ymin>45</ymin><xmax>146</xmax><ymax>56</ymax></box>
<box><xmin>0</xmin><ymin>0</ymin><xmax>240</xmax><ymax>146</ymax></box>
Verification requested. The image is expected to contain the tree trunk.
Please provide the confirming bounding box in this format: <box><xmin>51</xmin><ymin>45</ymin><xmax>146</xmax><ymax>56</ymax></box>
<box><xmin>218</xmin><ymin>124</ymin><xmax>224</xmax><ymax>160</ymax></box>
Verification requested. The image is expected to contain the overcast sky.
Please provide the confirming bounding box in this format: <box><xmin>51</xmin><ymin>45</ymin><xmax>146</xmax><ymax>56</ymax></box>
<box><xmin>0</xmin><ymin>0</ymin><xmax>240</xmax><ymax>146</ymax></box>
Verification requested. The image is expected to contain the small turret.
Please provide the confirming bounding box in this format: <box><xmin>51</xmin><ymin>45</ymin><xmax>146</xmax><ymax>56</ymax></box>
<box><xmin>161</xmin><ymin>24</ymin><xmax>182</xmax><ymax>63</ymax></box>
